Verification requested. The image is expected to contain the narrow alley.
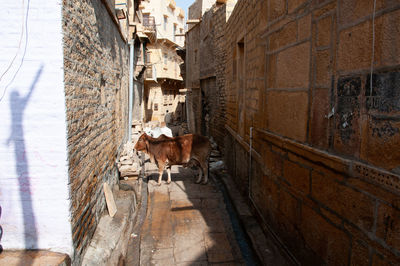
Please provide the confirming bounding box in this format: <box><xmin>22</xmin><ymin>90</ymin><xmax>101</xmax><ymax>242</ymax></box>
<box><xmin>1</xmin><ymin>0</ymin><xmax>399</xmax><ymax>265</ymax></box>
<box><xmin>124</xmin><ymin>160</ymin><xmax>291</xmax><ymax>265</ymax></box>
<box><xmin>135</xmin><ymin>166</ymin><xmax>245</xmax><ymax>265</ymax></box>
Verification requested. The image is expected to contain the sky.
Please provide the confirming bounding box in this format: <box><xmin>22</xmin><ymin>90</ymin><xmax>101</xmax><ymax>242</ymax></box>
<box><xmin>175</xmin><ymin>0</ymin><xmax>195</xmax><ymax>19</ymax></box>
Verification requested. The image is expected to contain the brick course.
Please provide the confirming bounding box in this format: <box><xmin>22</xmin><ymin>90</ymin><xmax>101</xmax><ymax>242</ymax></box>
<box><xmin>62</xmin><ymin>0</ymin><xmax>129</xmax><ymax>263</ymax></box>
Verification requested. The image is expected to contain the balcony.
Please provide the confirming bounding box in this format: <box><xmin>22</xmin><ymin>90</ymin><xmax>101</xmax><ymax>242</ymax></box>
<box><xmin>168</xmin><ymin>0</ymin><xmax>176</xmax><ymax>9</ymax></box>
<box><xmin>143</xmin><ymin>15</ymin><xmax>157</xmax><ymax>43</ymax></box>
<box><xmin>177</xmin><ymin>7</ymin><xmax>184</xmax><ymax>19</ymax></box>
<box><xmin>145</xmin><ymin>64</ymin><xmax>157</xmax><ymax>81</ymax></box>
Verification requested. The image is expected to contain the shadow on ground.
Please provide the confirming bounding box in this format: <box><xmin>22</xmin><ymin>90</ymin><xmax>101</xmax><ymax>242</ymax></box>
<box><xmin>138</xmin><ymin>164</ymin><xmax>248</xmax><ymax>265</ymax></box>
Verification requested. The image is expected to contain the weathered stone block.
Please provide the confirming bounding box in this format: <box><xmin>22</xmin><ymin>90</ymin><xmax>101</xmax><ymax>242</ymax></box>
<box><xmin>376</xmin><ymin>203</ymin><xmax>400</xmax><ymax>249</ymax></box>
<box><xmin>338</xmin><ymin>0</ymin><xmax>393</xmax><ymax>25</ymax></box>
<box><xmin>311</xmin><ymin>171</ymin><xmax>375</xmax><ymax>232</ymax></box>
<box><xmin>263</xmin><ymin>145</ymin><xmax>284</xmax><ymax>177</ymax></box>
<box><xmin>278</xmin><ymin>188</ymin><xmax>301</xmax><ymax>222</ymax></box>
<box><xmin>267</xmin><ymin>90</ymin><xmax>309</xmax><ymax>142</ymax></box>
<box><xmin>268</xmin><ymin>21</ymin><xmax>297</xmax><ymax>51</ymax></box>
<box><xmin>298</xmin><ymin>14</ymin><xmax>311</xmax><ymax>41</ymax></box>
<box><xmin>310</xmin><ymin>88</ymin><xmax>330</xmax><ymax>149</ymax></box>
<box><xmin>316</xmin><ymin>15</ymin><xmax>332</xmax><ymax>47</ymax></box>
<box><xmin>276</xmin><ymin>42</ymin><xmax>310</xmax><ymax>89</ymax></box>
<box><xmin>256</xmin><ymin>174</ymin><xmax>280</xmax><ymax>221</ymax></box>
<box><xmin>266</xmin><ymin>53</ymin><xmax>277</xmax><ymax>89</ymax></box>
<box><xmin>315</xmin><ymin>49</ymin><xmax>331</xmax><ymax>87</ymax></box>
<box><xmin>338</xmin><ymin>10</ymin><xmax>400</xmax><ymax>71</ymax></box>
<box><xmin>267</xmin><ymin>0</ymin><xmax>286</xmax><ymax>22</ymax></box>
<box><xmin>301</xmin><ymin>204</ymin><xmax>351</xmax><ymax>265</ymax></box>
<box><xmin>350</xmin><ymin>239</ymin><xmax>370</xmax><ymax>266</ymax></box>
<box><xmin>288</xmin><ymin>0</ymin><xmax>307</xmax><ymax>14</ymax></box>
<box><xmin>283</xmin><ymin>159</ymin><xmax>310</xmax><ymax>194</ymax></box>
<box><xmin>361</xmin><ymin>117</ymin><xmax>400</xmax><ymax>171</ymax></box>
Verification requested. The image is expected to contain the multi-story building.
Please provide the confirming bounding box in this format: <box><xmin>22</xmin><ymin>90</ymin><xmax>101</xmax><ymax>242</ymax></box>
<box><xmin>139</xmin><ymin>0</ymin><xmax>186</xmax><ymax>125</ymax></box>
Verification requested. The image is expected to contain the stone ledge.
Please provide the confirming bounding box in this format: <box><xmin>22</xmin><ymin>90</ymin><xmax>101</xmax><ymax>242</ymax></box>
<box><xmin>81</xmin><ymin>184</ymin><xmax>139</xmax><ymax>266</ymax></box>
<box><xmin>0</xmin><ymin>250</ymin><xmax>70</xmax><ymax>266</ymax></box>
<box><xmin>216</xmin><ymin>171</ymin><xmax>297</xmax><ymax>266</ymax></box>
<box><xmin>255</xmin><ymin>128</ymin><xmax>400</xmax><ymax>195</ymax></box>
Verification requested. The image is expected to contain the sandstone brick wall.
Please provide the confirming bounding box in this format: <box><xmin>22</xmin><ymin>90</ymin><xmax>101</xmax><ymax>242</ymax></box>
<box><xmin>186</xmin><ymin>22</ymin><xmax>201</xmax><ymax>133</ymax></box>
<box><xmin>223</xmin><ymin>0</ymin><xmax>400</xmax><ymax>264</ymax></box>
<box><xmin>63</xmin><ymin>0</ymin><xmax>129</xmax><ymax>263</ymax></box>
<box><xmin>186</xmin><ymin>2</ymin><xmax>231</xmax><ymax>145</ymax></box>
<box><xmin>201</xmin><ymin>4</ymin><xmax>229</xmax><ymax>147</ymax></box>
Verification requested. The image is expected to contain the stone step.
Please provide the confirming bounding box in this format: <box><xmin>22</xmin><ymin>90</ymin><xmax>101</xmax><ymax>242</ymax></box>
<box><xmin>0</xmin><ymin>250</ymin><xmax>70</xmax><ymax>266</ymax></box>
<box><xmin>81</xmin><ymin>189</ymin><xmax>137</xmax><ymax>265</ymax></box>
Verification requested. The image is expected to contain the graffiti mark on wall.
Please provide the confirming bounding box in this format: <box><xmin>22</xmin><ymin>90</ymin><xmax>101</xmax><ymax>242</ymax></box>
<box><xmin>366</xmin><ymin>72</ymin><xmax>400</xmax><ymax>113</ymax></box>
<box><xmin>337</xmin><ymin>76</ymin><xmax>361</xmax><ymax>143</ymax></box>
<box><xmin>370</xmin><ymin>121</ymin><xmax>400</xmax><ymax>138</ymax></box>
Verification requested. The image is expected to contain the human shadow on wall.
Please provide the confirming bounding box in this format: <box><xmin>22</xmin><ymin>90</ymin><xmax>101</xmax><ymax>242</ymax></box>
<box><xmin>6</xmin><ymin>65</ymin><xmax>43</xmax><ymax>252</ymax></box>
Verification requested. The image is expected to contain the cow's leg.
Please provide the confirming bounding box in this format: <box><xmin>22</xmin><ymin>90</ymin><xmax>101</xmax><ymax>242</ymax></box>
<box><xmin>195</xmin><ymin>167</ymin><xmax>203</xmax><ymax>184</ymax></box>
<box><xmin>157</xmin><ymin>161</ymin><xmax>165</xmax><ymax>186</ymax></box>
<box><xmin>201</xmin><ymin>161</ymin><xmax>208</xmax><ymax>185</ymax></box>
<box><xmin>166</xmin><ymin>166</ymin><xmax>172</xmax><ymax>184</ymax></box>
<box><xmin>157</xmin><ymin>170</ymin><xmax>163</xmax><ymax>186</ymax></box>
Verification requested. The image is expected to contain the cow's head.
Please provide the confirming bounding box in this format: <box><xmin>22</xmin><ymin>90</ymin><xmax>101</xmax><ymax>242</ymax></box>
<box><xmin>134</xmin><ymin>133</ymin><xmax>149</xmax><ymax>153</ymax></box>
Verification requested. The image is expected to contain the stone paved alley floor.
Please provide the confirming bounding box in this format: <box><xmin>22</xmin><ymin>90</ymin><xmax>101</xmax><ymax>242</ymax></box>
<box><xmin>135</xmin><ymin>165</ymin><xmax>246</xmax><ymax>265</ymax></box>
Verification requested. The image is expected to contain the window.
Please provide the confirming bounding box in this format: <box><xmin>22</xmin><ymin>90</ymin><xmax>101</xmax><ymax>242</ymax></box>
<box><xmin>164</xmin><ymin>53</ymin><xmax>168</xmax><ymax>65</ymax></box>
<box><xmin>154</xmin><ymin>103</ymin><xmax>158</xmax><ymax>111</ymax></box>
<box><xmin>238</xmin><ymin>40</ymin><xmax>244</xmax><ymax>80</ymax></box>
<box><xmin>146</xmin><ymin>51</ymin><xmax>151</xmax><ymax>64</ymax></box>
<box><xmin>173</xmin><ymin>24</ymin><xmax>177</xmax><ymax>42</ymax></box>
<box><xmin>194</xmin><ymin>50</ymin><xmax>198</xmax><ymax>64</ymax></box>
<box><xmin>164</xmin><ymin>16</ymin><xmax>168</xmax><ymax>31</ymax></box>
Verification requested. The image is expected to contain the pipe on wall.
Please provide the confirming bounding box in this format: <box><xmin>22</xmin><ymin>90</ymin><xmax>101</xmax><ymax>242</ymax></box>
<box><xmin>128</xmin><ymin>39</ymin><xmax>135</xmax><ymax>142</ymax></box>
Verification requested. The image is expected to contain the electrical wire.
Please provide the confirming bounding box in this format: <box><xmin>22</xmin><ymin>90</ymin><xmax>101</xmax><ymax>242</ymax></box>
<box><xmin>0</xmin><ymin>0</ymin><xmax>30</xmax><ymax>103</ymax></box>
<box><xmin>369</xmin><ymin>0</ymin><xmax>377</xmax><ymax>96</ymax></box>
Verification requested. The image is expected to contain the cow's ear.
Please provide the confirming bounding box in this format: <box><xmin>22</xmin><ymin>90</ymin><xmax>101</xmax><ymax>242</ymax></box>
<box><xmin>145</xmin><ymin>139</ymin><xmax>149</xmax><ymax>153</ymax></box>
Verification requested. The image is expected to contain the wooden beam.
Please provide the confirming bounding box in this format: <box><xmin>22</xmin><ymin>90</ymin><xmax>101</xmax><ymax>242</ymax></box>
<box><xmin>186</xmin><ymin>19</ymin><xmax>201</xmax><ymax>24</ymax></box>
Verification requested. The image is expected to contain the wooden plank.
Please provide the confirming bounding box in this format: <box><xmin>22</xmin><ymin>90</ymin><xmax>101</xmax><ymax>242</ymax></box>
<box><xmin>103</xmin><ymin>183</ymin><xmax>117</xmax><ymax>217</ymax></box>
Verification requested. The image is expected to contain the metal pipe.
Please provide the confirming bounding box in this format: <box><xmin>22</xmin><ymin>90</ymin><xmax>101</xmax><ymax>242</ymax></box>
<box><xmin>128</xmin><ymin>39</ymin><xmax>135</xmax><ymax>142</ymax></box>
<box><xmin>141</xmin><ymin>42</ymin><xmax>145</xmax><ymax>122</ymax></box>
<box><xmin>249</xmin><ymin>126</ymin><xmax>253</xmax><ymax>199</ymax></box>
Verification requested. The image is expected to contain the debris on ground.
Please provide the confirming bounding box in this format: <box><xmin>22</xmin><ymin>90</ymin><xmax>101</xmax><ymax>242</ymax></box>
<box><xmin>209</xmin><ymin>137</ymin><xmax>225</xmax><ymax>172</ymax></box>
<box><xmin>210</xmin><ymin>160</ymin><xmax>225</xmax><ymax>172</ymax></box>
<box><xmin>117</xmin><ymin>140</ymin><xmax>141</xmax><ymax>180</ymax></box>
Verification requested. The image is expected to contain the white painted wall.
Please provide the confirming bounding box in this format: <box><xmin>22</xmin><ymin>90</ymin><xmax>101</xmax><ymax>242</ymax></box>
<box><xmin>0</xmin><ymin>0</ymin><xmax>72</xmax><ymax>255</ymax></box>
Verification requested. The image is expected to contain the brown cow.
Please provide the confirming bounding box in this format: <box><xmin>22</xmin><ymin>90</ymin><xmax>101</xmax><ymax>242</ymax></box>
<box><xmin>134</xmin><ymin>133</ymin><xmax>211</xmax><ymax>185</ymax></box>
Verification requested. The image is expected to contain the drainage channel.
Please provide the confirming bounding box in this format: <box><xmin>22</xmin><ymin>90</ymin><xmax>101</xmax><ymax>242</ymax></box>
<box><xmin>125</xmin><ymin>177</ymin><xmax>148</xmax><ymax>266</ymax></box>
<box><xmin>211</xmin><ymin>173</ymin><xmax>261</xmax><ymax>266</ymax></box>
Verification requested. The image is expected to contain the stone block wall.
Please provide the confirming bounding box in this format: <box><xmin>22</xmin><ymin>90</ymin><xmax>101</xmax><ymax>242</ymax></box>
<box><xmin>186</xmin><ymin>21</ymin><xmax>201</xmax><ymax>133</ymax></box>
<box><xmin>223</xmin><ymin>0</ymin><xmax>400</xmax><ymax>264</ymax></box>
<box><xmin>212</xmin><ymin>4</ymin><xmax>229</xmax><ymax>147</ymax></box>
<box><xmin>200</xmin><ymin>4</ymin><xmax>230</xmax><ymax>147</ymax></box>
<box><xmin>186</xmin><ymin>2</ymin><xmax>233</xmax><ymax>145</ymax></box>
<box><xmin>63</xmin><ymin>0</ymin><xmax>129</xmax><ymax>263</ymax></box>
